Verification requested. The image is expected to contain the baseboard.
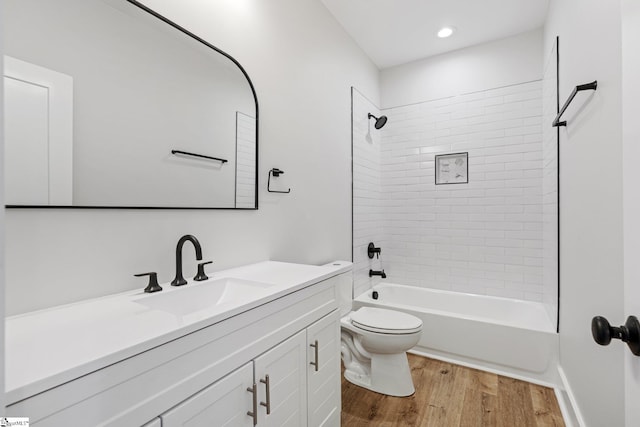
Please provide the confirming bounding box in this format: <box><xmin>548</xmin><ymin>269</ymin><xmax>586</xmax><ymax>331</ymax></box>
<box><xmin>556</xmin><ymin>366</ymin><xmax>585</xmax><ymax>427</ymax></box>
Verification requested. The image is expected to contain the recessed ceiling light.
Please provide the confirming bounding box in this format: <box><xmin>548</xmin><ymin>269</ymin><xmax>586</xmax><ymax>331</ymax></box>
<box><xmin>437</xmin><ymin>27</ymin><xmax>455</xmax><ymax>38</ymax></box>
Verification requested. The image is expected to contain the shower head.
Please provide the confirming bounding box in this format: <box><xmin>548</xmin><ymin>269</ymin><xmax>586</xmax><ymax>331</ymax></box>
<box><xmin>368</xmin><ymin>113</ymin><xmax>388</xmax><ymax>130</ymax></box>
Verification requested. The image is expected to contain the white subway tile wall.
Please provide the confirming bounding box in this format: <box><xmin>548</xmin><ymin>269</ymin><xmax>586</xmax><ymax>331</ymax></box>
<box><xmin>235</xmin><ymin>112</ymin><xmax>256</xmax><ymax>208</ymax></box>
<box><xmin>379</xmin><ymin>81</ymin><xmax>544</xmax><ymax>300</ymax></box>
<box><xmin>352</xmin><ymin>81</ymin><xmax>554</xmax><ymax>305</ymax></box>
<box><xmin>352</xmin><ymin>81</ymin><xmax>550</xmax><ymax>304</ymax></box>
<box><xmin>352</xmin><ymin>89</ymin><xmax>384</xmax><ymax>298</ymax></box>
<box><xmin>542</xmin><ymin>42</ymin><xmax>559</xmax><ymax>325</ymax></box>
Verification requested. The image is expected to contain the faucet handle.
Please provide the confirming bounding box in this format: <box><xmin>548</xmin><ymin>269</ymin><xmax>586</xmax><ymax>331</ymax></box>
<box><xmin>135</xmin><ymin>272</ymin><xmax>162</xmax><ymax>293</ymax></box>
<box><xmin>194</xmin><ymin>261</ymin><xmax>213</xmax><ymax>282</ymax></box>
<box><xmin>367</xmin><ymin>243</ymin><xmax>382</xmax><ymax>259</ymax></box>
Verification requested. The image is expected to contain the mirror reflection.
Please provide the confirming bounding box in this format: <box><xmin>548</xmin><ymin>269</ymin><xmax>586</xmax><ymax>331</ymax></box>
<box><xmin>3</xmin><ymin>0</ymin><xmax>258</xmax><ymax>208</ymax></box>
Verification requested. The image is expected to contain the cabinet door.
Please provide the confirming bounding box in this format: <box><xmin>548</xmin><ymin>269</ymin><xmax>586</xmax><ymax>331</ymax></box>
<box><xmin>161</xmin><ymin>362</ymin><xmax>254</xmax><ymax>427</ymax></box>
<box><xmin>306</xmin><ymin>310</ymin><xmax>341</xmax><ymax>427</ymax></box>
<box><xmin>254</xmin><ymin>331</ymin><xmax>307</xmax><ymax>427</ymax></box>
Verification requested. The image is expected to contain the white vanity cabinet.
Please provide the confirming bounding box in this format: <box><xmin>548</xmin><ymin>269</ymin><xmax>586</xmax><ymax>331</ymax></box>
<box><xmin>159</xmin><ymin>312</ymin><xmax>340</xmax><ymax>427</ymax></box>
<box><xmin>161</xmin><ymin>362</ymin><xmax>254</xmax><ymax>427</ymax></box>
<box><xmin>6</xmin><ymin>268</ymin><xmax>348</xmax><ymax>427</ymax></box>
<box><xmin>161</xmin><ymin>331</ymin><xmax>309</xmax><ymax>427</ymax></box>
<box><xmin>254</xmin><ymin>331</ymin><xmax>308</xmax><ymax>427</ymax></box>
<box><xmin>306</xmin><ymin>310</ymin><xmax>341</xmax><ymax>427</ymax></box>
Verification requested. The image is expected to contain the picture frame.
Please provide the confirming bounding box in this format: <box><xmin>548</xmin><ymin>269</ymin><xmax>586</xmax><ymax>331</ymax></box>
<box><xmin>435</xmin><ymin>152</ymin><xmax>468</xmax><ymax>185</ymax></box>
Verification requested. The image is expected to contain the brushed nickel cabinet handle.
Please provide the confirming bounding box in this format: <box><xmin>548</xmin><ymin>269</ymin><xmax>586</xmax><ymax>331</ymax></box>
<box><xmin>260</xmin><ymin>374</ymin><xmax>271</xmax><ymax>414</ymax></box>
<box><xmin>310</xmin><ymin>340</ymin><xmax>319</xmax><ymax>372</ymax></box>
<box><xmin>247</xmin><ymin>383</ymin><xmax>258</xmax><ymax>426</ymax></box>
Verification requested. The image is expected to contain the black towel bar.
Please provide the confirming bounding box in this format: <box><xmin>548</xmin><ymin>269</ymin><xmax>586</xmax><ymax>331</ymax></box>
<box><xmin>552</xmin><ymin>80</ymin><xmax>598</xmax><ymax>127</ymax></box>
<box><xmin>171</xmin><ymin>150</ymin><xmax>228</xmax><ymax>163</ymax></box>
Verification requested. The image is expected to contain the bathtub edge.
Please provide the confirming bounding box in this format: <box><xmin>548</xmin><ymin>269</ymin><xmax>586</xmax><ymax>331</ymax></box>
<box><xmin>408</xmin><ymin>345</ymin><xmax>561</xmax><ymax>389</ymax></box>
<box><xmin>356</xmin><ymin>283</ymin><xmax>561</xmax><ymax>388</ymax></box>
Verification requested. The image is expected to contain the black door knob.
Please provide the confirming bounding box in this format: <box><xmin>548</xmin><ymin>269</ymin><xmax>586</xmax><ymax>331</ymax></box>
<box><xmin>591</xmin><ymin>315</ymin><xmax>640</xmax><ymax>356</ymax></box>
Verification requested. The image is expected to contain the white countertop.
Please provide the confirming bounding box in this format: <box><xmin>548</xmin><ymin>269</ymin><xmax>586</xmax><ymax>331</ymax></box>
<box><xmin>5</xmin><ymin>260</ymin><xmax>351</xmax><ymax>404</ymax></box>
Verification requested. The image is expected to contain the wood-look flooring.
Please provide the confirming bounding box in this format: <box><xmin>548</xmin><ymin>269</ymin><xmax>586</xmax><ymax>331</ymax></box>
<box><xmin>341</xmin><ymin>354</ymin><xmax>565</xmax><ymax>427</ymax></box>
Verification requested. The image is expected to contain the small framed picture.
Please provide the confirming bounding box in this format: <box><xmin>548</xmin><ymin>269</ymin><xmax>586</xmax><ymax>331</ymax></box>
<box><xmin>435</xmin><ymin>152</ymin><xmax>468</xmax><ymax>185</ymax></box>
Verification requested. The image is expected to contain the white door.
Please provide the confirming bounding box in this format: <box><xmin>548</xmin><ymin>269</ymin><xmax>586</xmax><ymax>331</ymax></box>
<box><xmin>622</xmin><ymin>1</ymin><xmax>640</xmax><ymax>425</ymax></box>
<box><xmin>4</xmin><ymin>73</ymin><xmax>49</xmax><ymax>204</ymax></box>
<box><xmin>254</xmin><ymin>330</ymin><xmax>308</xmax><ymax>427</ymax></box>
<box><xmin>3</xmin><ymin>55</ymin><xmax>73</xmax><ymax>205</ymax></box>
<box><xmin>306</xmin><ymin>310</ymin><xmax>341</xmax><ymax>427</ymax></box>
<box><xmin>160</xmin><ymin>362</ymin><xmax>254</xmax><ymax>427</ymax></box>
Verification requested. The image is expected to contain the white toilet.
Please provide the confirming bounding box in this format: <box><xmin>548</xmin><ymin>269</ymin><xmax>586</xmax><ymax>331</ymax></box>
<box><xmin>339</xmin><ymin>283</ymin><xmax>423</xmax><ymax>397</ymax></box>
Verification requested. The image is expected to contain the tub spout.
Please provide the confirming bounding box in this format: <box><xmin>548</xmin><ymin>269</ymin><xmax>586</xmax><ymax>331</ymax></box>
<box><xmin>369</xmin><ymin>269</ymin><xmax>386</xmax><ymax>278</ymax></box>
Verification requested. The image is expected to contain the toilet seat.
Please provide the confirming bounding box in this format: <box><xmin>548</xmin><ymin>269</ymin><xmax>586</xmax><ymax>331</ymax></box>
<box><xmin>351</xmin><ymin>307</ymin><xmax>422</xmax><ymax>334</ymax></box>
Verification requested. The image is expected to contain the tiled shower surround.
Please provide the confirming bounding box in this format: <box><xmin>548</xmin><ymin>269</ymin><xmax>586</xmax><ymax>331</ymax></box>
<box><xmin>354</xmin><ymin>81</ymin><xmax>547</xmax><ymax>302</ymax></box>
<box><xmin>541</xmin><ymin>42</ymin><xmax>559</xmax><ymax>324</ymax></box>
<box><xmin>352</xmin><ymin>89</ymin><xmax>384</xmax><ymax>298</ymax></box>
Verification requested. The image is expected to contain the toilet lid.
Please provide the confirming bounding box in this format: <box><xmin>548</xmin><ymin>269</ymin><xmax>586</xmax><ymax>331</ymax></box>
<box><xmin>351</xmin><ymin>307</ymin><xmax>423</xmax><ymax>334</ymax></box>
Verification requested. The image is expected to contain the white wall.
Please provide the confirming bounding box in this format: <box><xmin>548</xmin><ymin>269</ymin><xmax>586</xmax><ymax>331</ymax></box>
<box><xmin>379</xmin><ymin>81</ymin><xmax>545</xmax><ymax>302</ymax></box>
<box><xmin>544</xmin><ymin>1</ymin><xmax>625</xmax><ymax>426</ymax></box>
<box><xmin>4</xmin><ymin>0</ymin><xmax>380</xmax><ymax>315</ymax></box>
<box><xmin>352</xmin><ymin>88</ymin><xmax>384</xmax><ymax>298</ymax></box>
<box><xmin>380</xmin><ymin>28</ymin><xmax>543</xmax><ymax>108</ymax></box>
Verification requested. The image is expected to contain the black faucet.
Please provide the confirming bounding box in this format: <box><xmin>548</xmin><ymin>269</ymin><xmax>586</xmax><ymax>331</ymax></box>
<box><xmin>171</xmin><ymin>234</ymin><xmax>203</xmax><ymax>286</ymax></box>
<box><xmin>369</xmin><ymin>269</ymin><xmax>386</xmax><ymax>279</ymax></box>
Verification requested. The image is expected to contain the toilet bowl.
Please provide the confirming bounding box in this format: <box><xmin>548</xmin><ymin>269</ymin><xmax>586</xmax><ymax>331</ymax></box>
<box><xmin>341</xmin><ymin>306</ymin><xmax>423</xmax><ymax>397</ymax></box>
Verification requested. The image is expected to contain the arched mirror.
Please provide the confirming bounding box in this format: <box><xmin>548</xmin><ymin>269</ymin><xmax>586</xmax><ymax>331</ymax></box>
<box><xmin>3</xmin><ymin>0</ymin><xmax>258</xmax><ymax>209</ymax></box>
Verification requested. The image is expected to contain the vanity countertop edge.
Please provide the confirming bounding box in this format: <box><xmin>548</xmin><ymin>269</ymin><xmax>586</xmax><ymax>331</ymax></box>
<box><xmin>5</xmin><ymin>260</ymin><xmax>352</xmax><ymax>404</ymax></box>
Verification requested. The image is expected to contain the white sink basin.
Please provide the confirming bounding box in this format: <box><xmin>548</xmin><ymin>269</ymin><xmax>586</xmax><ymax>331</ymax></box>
<box><xmin>134</xmin><ymin>277</ymin><xmax>275</xmax><ymax>316</ymax></box>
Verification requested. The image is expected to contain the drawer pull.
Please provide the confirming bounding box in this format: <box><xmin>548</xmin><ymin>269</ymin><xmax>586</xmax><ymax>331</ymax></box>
<box><xmin>310</xmin><ymin>340</ymin><xmax>319</xmax><ymax>372</ymax></box>
<box><xmin>260</xmin><ymin>374</ymin><xmax>271</xmax><ymax>414</ymax></box>
<box><xmin>247</xmin><ymin>383</ymin><xmax>258</xmax><ymax>426</ymax></box>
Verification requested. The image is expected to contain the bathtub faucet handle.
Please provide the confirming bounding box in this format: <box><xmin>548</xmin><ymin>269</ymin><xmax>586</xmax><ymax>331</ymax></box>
<box><xmin>368</xmin><ymin>242</ymin><xmax>382</xmax><ymax>259</ymax></box>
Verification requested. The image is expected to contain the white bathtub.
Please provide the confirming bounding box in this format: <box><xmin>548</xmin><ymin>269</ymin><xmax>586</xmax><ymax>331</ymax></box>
<box><xmin>353</xmin><ymin>283</ymin><xmax>560</xmax><ymax>387</ymax></box>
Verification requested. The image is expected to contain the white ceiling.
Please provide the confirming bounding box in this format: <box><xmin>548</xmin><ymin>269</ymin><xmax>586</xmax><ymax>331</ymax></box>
<box><xmin>319</xmin><ymin>0</ymin><xmax>550</xmax><ymax>69</ymax></box>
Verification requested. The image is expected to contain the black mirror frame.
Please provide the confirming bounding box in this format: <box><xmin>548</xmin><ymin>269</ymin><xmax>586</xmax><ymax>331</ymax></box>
<box><xmin>6</xmin><ymin>0</ymin><xmax>259</xmax><ymax>210</ymax></box>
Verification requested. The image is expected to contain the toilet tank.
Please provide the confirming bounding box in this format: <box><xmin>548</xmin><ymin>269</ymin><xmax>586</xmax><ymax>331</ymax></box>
<box><xmin>336</xmin><ymin>272</ymin><xmax>353</xmax><ymax>316</ymax></box>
